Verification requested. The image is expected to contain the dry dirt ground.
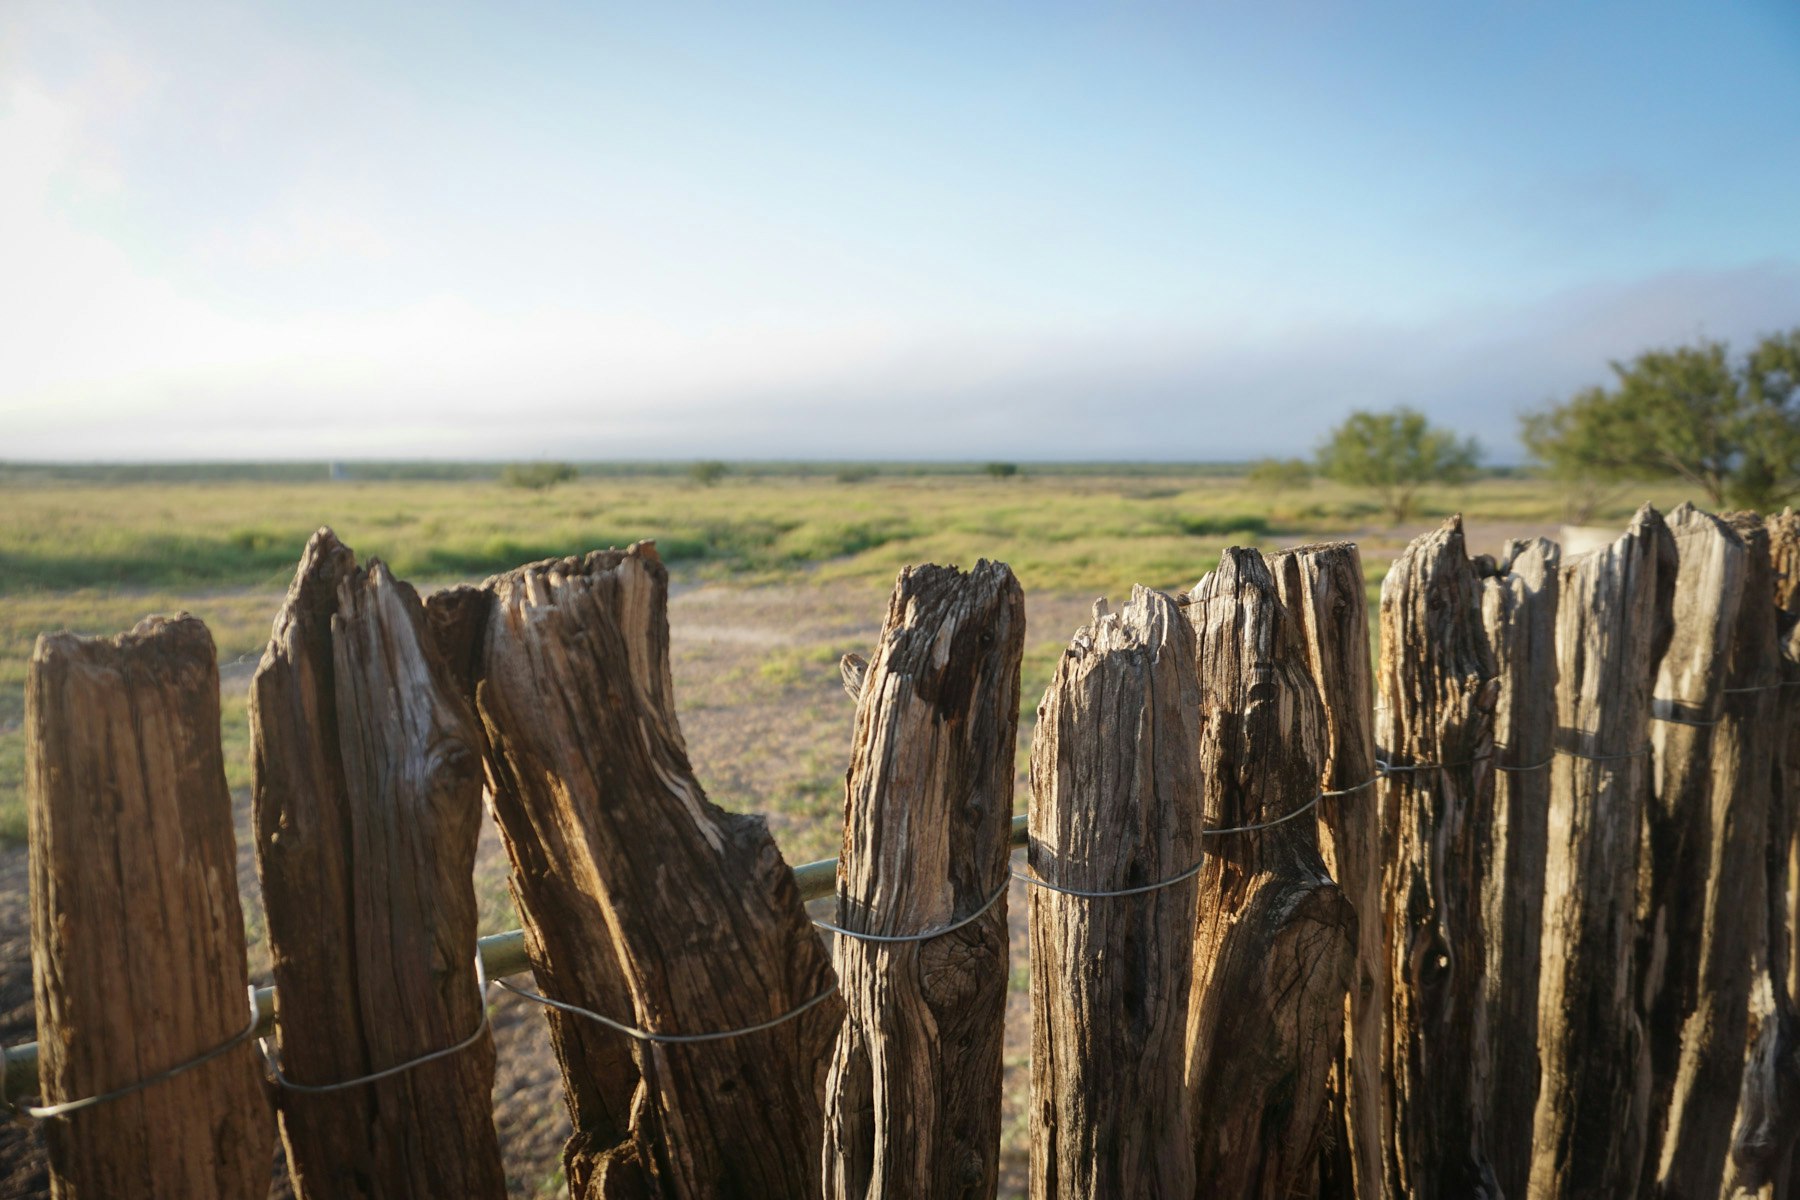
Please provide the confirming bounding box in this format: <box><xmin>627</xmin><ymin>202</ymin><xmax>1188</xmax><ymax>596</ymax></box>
<box><xmin>0</xmin><ymin>519</ymin><xmax>1556</xmax><ymax>1199</ymax></box>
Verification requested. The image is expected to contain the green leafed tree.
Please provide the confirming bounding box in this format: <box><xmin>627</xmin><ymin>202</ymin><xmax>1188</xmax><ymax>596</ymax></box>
<box><xmin>499</xmin><ymin>461</ymin><xmax>578</xmax><ymax>490</ymax></box>
<box><xmin>1520</xmin><ymin>329</ymin><xmax>1800</xmax><ymax>513</ymax></box>
<box><xmin>1316</xmin><ymin>406</ymin><xmax>1479</xmax><ymax>524</ymax></box>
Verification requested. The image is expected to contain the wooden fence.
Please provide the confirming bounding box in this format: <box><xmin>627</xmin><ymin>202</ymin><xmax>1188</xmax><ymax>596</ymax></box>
<box><xmin>6</xmin><ymin>504</ymin><xmax>1800</xmax><ymax>1199</ymax></box>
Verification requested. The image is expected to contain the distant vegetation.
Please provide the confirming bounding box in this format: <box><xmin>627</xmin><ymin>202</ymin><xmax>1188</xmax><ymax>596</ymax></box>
<box><xmin>499</xmin><ymin>461</ymin><xmax>579</xmax><ymax>490</ymax></box>
<box><xmin>1247</xmin><ymin>457</ymin><xmax>1313</xmax><ymax>494</ymax></box>
<box><xmin>689</xmin><ymin>460</ymin><xmax>729</xmax><ymax>487</ymax></box>
<box><xmin>1317</xmin><ymin>407</ymin><xmax>1480</xmax><ymax>524</ymax></box>
<box><xmin>985</xmin><ymin>462</ymin><xmax>1020</xmax><ymax>479</ymax></box>
<box><xmin>1521</xmin><ymin>328</ymin><xmax>1800</xmax><ymax>515</ymax></box>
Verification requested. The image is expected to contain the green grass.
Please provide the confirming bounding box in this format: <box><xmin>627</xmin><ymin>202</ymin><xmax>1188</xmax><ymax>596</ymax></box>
<box><xmin>0</xmin><ymin>469</ymin><xmax>1702</xmax><ymax>844</ymax></box>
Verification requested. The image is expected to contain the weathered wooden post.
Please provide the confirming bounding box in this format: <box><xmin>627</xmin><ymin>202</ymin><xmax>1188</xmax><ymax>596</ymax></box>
<box><xmin>1027</xmin><ymin>586</ymin><xmax>1201</xmax><ymax>1199</ymax></box>
<box><xmin>1376</xmin><ymin>516</ymin><xmax>1499</xmax><ymax>1198</ymax></box>
<box><xmin>1530</xmin><ymin>505</ymin><xmax>1675</xmax><ymax>1199</ymax></box>
<box><xmin>1640</xmin><ymin>505</ymin><xmax>1766</xmax><ymax>1193</ymax></box>
<box><xmin>1270</xmin><ymin>541</ymin><xmax>1382</xmax><ymax>1200</ymax></box>
<box><xmin>251</xmin><ymin>530</ymin><xmax>506</xmax><ymax>1198</ymax></box>
<box><xmin>1475</xmin><ymin>536</ymin><xmax>1559</xmax><ymax>1199</ymax></box>
<box><xmin>442</xmin><ymin>543</ymin><xmax>842</xmax><ymax>1198</ymax></box>
<box><xmin>1185</xmin><ymin>547</ymin><xmax>1355</xmax><ymax>1197</ymax></box>
<box><xmin>26</xmin><ymin>616</ymin><xmax>272</xmax><ymax>1198</ymax></box>
<box><xmin>822</xmin><ymin>561</ymin><xmax>1023</xmax><ymax>1200</ymax></box>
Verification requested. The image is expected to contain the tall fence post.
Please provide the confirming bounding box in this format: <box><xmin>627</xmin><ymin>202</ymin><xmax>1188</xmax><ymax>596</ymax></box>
<box><xmin>1376</xmin><ymin>516</ymin><xmax>1499</xmax><ymax>1197</ymax></box>
<box><xmin>1027</xmin><ymin>585</ymin><xmax>1200</xmax><ymax>1199</ymax></box>
<box><xmin>250</xmin><ymin>530</ymin><xmax>505</xmax><ymax>1197</ymax></box>
<box><xmin>26</xmin><ymin>616</ymin><xmax>272</xmax><ymax>1198</ymax></box>
<box><xmin>822</xmin><ymin>561</ymin><xmax>1023</xmax><ymax>1200</ymax></box>
<box><xmin>1530</xmin><ymin>504</ymin><xmax>1675</xmax><ymax>1199</ymax></box>
<box><xmin>1476</xmin><ymin>536</ymin><xmax>1559</xmax><ymax>1198</ymax></box>
<box><xmin>1644</xmin><ymin>505</ymin><xmax>1773</xmax><ymax>1192</ymax></box>
<box><xmin>1722</xmin><ymin>508</ymin><xmax>1800</xmax><ymax>1197</ymax></box>
<box><xmin>1185</xmin><ymin>547</ymin><xmax>1355</xmax><ymax>1196</ymax></box>
<box><xmin>1270</xmin><ymin>541</ymin><xmax>1382</xmax><ymax>1200</ymax></box>
<box><xmin>445</xmin><ymin>543</ymin><xmax>842</xmax><ymax>1198</ymax></box>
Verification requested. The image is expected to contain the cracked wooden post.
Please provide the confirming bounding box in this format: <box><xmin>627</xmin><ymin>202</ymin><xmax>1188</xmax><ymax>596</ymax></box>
<box><xmin>1475</xmin><ymin>536</ymin><xmax>1559</xmax><ymax>1199</ymax></box>
<box><xmin>448</xmin><ymin>543</ymin><xmax>843</xmax><ymax>1199</ymax></box>
<box><xmin>1185</xmin><ymin>547</ymin><xmax>1355</xmax><ymax>1197</ymax></box>
<box><xmin>1638</xmin><ymin>504</ymin><xmax>1756</xmax><ymax>1193</ymax></box>
<box><xmin>250</xmin><ymin>530</ymin><xmax>505</xmax><ymax>1198</ymax></box>
<box><xmin>823</xmin><ymin>561</ymin><xmax>1023</xmax><ymax>1200</ymax></box>
<box><xmin>1027</xmin><ymin>585</ymin><xmax>1200</xmax><ymax>1199</ymax></box>
<box><xmin>1722</xmin><ymin>508</ymin><xmax>1800</xmax><ymax>1198</ymax></box>
<box><xmin>27</xmin><ymin>616</ymin><xmax>272</xmax><ymax>1198</ymax></box>
<box><xmin>1530</xmin><ymin>504</ymin><xmax>1675</xmax><ymax>1199</ymax></box>
<box><xmin>1376</xmin><ymin>516</ymin><xmax>1499</xmax><ymax>1198</ymax></box>
<box><xmin>1270</xmin><ymin>541</ymin><xmax>1382</xmax><ymax>1200</ymax></box>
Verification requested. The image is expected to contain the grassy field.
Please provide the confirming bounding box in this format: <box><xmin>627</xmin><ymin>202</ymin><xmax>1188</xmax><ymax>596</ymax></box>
<box><xmin>0</xmin><ymin>467</ymin><xmax>1690</xmax><ymax>847</ymax></box>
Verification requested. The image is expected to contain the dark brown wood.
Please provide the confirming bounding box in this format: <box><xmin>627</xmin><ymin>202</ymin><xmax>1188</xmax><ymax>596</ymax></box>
<box><xmin>1375</xmin><ymin>515</ymin><xmax>1500</xmax><ymax>1199</ymax></box>
<box><xmin>27</xmin><ymin>615</ymin><xmax>272</xmax><ymax>1198</ymax></box>
<box><xmin>1643</xmin><ymin>505</ymin><xmax>1769</xmax><ymax>1195</ymax></box>
<box><xmin>824</xmin><ymin>561</ymin><xmax>1023</xmax><ymax>1200</ymax></box>
<box><xmin>1475</xmin><ymin>536</ymin><xmax>1560</xmax><ymax>1199</ymax></box>
<box><xmin>1185</xmin><ymin>547</ymin><xmax>1356</xmax><ymax>1198</ymax></box>
<box><xmin>1270</xmin><ymin>541</ymin><xmax>1382</xmax><ymax>1200</ymax></box>
<box><xmin>459</xmin><ymin>542</ymin><xmax>842</xmax><ymax>1199</ymax></box>
<box><xmin>250</xmin><ymin>529</ymin><xmax>505</xmax><ymax>1198</ymax></box>
<box><xmin>1530</xmin><ymin>504</ymin><xmax>1676</xmax><ymax>1199</ymax></box>
<box><xmin>1027</xmin><ymin>585</ymin><xmax>1200</xmax><ymax>1200</ymax></box>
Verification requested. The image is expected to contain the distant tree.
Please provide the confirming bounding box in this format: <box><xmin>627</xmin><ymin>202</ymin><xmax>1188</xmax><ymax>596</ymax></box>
<box><xmin>1317</xmin><ymin>407</ymin><xmax>1479</xmax><ymax>524</ymax></box>
<box><xmin>1520</xmin><ymin>329</ymin><xmax>1800</xmax><ymax>512</ymax></box>
<box><xmin>985</xmin><ymin>461</ymin><xmax>1020</xmax><ymax>479</ymax></box>
<box><xmin>834</xmin><ymin>465</ymin><xmax>876</xmax><ymax>484</ymax></box>
<box><xmin>1246</xmin><ymin>457</ymin><xmax>1313</xmax><ymax>494</ymax></box>
<box><xmin>689</xmin><ymin>460</ymin><xmax>729</xmax><ymax>487</ymax></box>
<box><xmin>500</xmin><ymin>461</ymin><xmax>578</xmax><ymax>490</ymax></box>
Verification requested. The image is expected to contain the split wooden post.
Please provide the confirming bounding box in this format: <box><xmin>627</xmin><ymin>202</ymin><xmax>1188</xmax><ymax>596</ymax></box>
<box><xmin>823</xmin><ymin>561</ymin><xmax>1023</xmax><ymax>1200</ymax></box>
<box><xmin>1721</xmin><ymin>508</ymin><xmax>1800</xmax><ymax>1199</ymax></box>
<box><xmin>450</xmin><ymin>543</ymin><xmax>842</xmax><ymax>1198</ymax></box>
<box><xmin>26</xmin><ymin>616</ymin><xmax>272</xmax><ymax>1198</ymax></box>
<box><xmin>250</xmin><ymin>530</ymin><xmax>505</xmax><ymax>1198</ymax></box>
<box><xmin>1530</xmin><ymin>504</ymin><xmax>1675</xmax><ymax>1199</ymax></box>
<box><xmin>1270</xmin><ymin>541</ymin><xmax>1382</xmax><ymax>1200</ymax></box>
<box><xmin>1376</xmin><ymin>515</ymin><xmax>1499</xmax><ymax>1198</ymax></box>
<box><xmin>1638</xmin><ymin>505</ymin><xmax>1752</xmax><ymax>1191</ymax></box>
<box><xmin>1474</xmin><ymin>536</ymin><xmax>1559</xmax><ymax>1198</ymax></box>
<box><xmin>1185</xmin><ymin>547</ymin><xmax>1355</xmax><ymax>1197</ymax></box>
<box><xmin>1027</xmin><ymin>586</ymin><xmax>1201</xmax><ymax>1199</ymax></box>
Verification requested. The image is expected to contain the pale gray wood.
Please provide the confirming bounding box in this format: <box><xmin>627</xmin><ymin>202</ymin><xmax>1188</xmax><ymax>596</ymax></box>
<box><xmin>823</xmin><ymin>561</ymin><xmax>1023</xmax><ymax>1200</ymax></box>
<box><xmin>1376</xmin><ymin>516</ymin><xmax>1500</xmax><ymax>1199</ymax></box>
<box><xmin>1530</xmin><ymin>504</ymin><xmax>1676</xmax><ymax>1200</ymax></box>
<box><xmin>1027</xmin><ymin>585</ymin><xmax>1201</xmax><ymax>1200</ymax></box>
<box><xmin>1641</xmin><ymin>503</ymin><xmax>1749</xmax><ymax>1187</ymax></box>
<box><xmin>1270</xmin><ymin>541</ymin><xmax>1382</xmax><ymax>1200</ymax></box>
<box><xmin>1476</xmin><ymin>535</ymin><xmax>1560</xmax><ymax>1200</ymax></box>
<box><xmin>28</xmin><ymin>616</ymin><xmax>273</xmax><ymax>1199</ymax></box>
<box><xmin>1186</xmin><ymin>547</ymin><xmax>1355</xmax><ymax>1198</ymax></box>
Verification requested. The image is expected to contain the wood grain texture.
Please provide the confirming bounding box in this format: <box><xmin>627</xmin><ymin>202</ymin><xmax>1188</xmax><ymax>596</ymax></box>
<box><xmin>459</xmin><ymin>542</ymin><xmax>842</xmax><ymax>1199</ymax></box>
<box><xmin>1475</xmin><ymin>536</ymin><xmax>1560</xmax><ymax>1199</ymax></box>
<box><xmin>1644</xmin><ymin>506</ymin><xmax>1766</xmax><ymax>1196</ymax></box>
<box><xmin>1270</xmin><ymin>541</ymin><xmax>1382</xmax><ymax>1200</ymax></box>
<box><xmin>1720</xmin><ymin>507</ymin><xmax>1800</xmax><ymax>1200</ymax></box>
<box><xmin>1376</xmin><ymin>515</ymin><xmax>1500</xmax><ymax>1199</ymax></box>
<box><xmin>824</xmin><ymin>561</ymin><xmax>1023</xmax><ymax>1200</ymax></box>
<box><xmin>1185</xmin><ymin>547</ymin><xmax>1355</xmax><ymax>1199</ymax></box>
<box><xmin>1027</xmin><ymin>585</ymin><xmax>1200</xmax><ymax>1200</ymax></box>
<box><xmin>251</xmin><ymin>529</ymin><xmax>505</xmax><ymax>1198</ymax></box>
<box><xmin>1531</xmin><ymin>504</ymin><xmax>1676</xmax><ymax>1200</ymax></box>
<box><xmin>27</xmin><ymin>615</ymin><xmax>272</xmax><ymax>1199</ymax></box>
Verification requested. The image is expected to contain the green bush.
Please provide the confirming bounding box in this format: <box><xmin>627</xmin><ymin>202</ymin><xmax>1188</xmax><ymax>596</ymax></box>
<box><xmin>500</xmin><ymin>462</ymin><xmax>578</xmax><ymax>490</ymax></box>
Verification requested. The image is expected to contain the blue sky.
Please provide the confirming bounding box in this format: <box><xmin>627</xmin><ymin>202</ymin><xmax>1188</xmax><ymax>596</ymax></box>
<box><xmin>4</xmin><ymin>1</ymin><xmax>1798</xmax><ymax>461</ymax></box>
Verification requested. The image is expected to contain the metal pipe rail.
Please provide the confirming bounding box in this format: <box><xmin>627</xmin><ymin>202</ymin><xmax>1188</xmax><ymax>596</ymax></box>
<box><xmin>1</xmin><ymin>816</ymin><xmax>1033</xmax><ymax>1107</ymax></box>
